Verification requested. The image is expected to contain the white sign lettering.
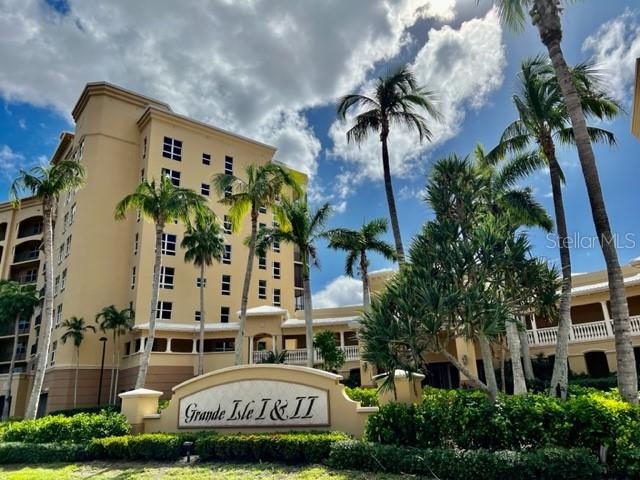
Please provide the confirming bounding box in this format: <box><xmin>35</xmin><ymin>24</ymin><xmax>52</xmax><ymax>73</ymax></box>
<box><xmin>178</xmin><ymin>380</ymin><xmax>329</xmax><ymax>428</ymax></box>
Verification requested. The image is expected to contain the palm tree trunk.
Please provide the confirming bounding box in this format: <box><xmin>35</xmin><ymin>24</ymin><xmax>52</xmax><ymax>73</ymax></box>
<box><xmin>303</xmin><ymin>268</ymin><xmax>314</xmax><ymax>368</ymax></box>
<box><xmin>2</xmin><ymin>313</ymin><xmax>21</xmax><ymax>420</ymax></box>
<box><xmin>135</xmin><ymin>222</ymin><xmax>163</xmax><ymax>389</ymax></box>
<box><xmin>478</xmin><ymin>335</ymin><xmax>498</xmax><ymax>402</ymax></box>
<box><xmin>109</xmin><ymin>331</ymin><xmax>116</xmax><ymax>404</ymax></box>
<box><xmin>198</xmin><ymin>263</ymin><xmax>205</xmax><ymax>376</ymax></box>
<box><xmin>361</xmin><ymin>253</ymin><xmax>370</xmax><ymax>311</ymax></box>
<box><xmin>26</xmin><ymin>199</ymin><xmax>55</xmax><ymax>419</ymax></box>
<box><xmin>440</xmin><ymin>349</ymin><xmax>490</xmax><ymax>396</ymax></box>
<box><xmin>380</xmin><ymin>134</ymin><xmax>404</xmax><ymax>263</ymax></box>
<box><xmin>235</xmin><ymin>210</ymin><xmax>258</xmax><ymax>366</ymax></box>
<box><xmin>534</xmin><ymin>0</ymin><xmax>638</xmax><ymax>403</ymax></box>
<box><xmin>73</xmin><ymin>347</ymin><xmax>79</xmax><ymax>408</ymax></box>
<box><xmin>113</xmin><ymin>336</ymin><xmax>120</xmax><ymax>402</ymax></box>
<box><xmin>545</xmin><ymin>148</ymin><xmax>572</xmax><ymax>399</ymax></box>
<box><xmin>519</xmin><ymin>328</ymin><xmax>535</xmax><ymax>383</ymax></box>
<box><xmin>506</xmin><ymin>320</ymin><xmax>527</xmax><ymax>395</ymax></box>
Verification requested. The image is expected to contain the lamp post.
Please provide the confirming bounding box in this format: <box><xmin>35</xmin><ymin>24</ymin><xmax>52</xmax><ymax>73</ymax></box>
<box><xmin>97</xmin><ymin>336</ymin><xmax>107</xmax><ymax>406</ymax></box>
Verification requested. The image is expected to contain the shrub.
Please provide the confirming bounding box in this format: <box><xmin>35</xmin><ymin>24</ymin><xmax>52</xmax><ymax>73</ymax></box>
<box><xmin>88</xmin><ymin>433</ymin><xmax>183</xmax><ymax>461</ymax></box>
<box><xmin>344</xmin><ymin>386</ymin><xmax>379</xmax><ymax>407</ymax></box>
<box><xmin>195</xmin><ymin>431</ymin><xmax>349</xmax><ymax>464</ymax></box>
<box><xmin>327</xmin><ymin>441</ymin><xmax>604</xmax><ymax>480</ymax></box>
<box><xmin>0</xmin><ymin>442</ymin><xmax>88</xmax><ymax>464</ymax></box>
<box><xmin>1</xmin><ymin>411</ymin><xmax>129</xmax><ymax>444</ymax></box>
<box><xmin>48</xmin><ymin>405</ymin><xmax>119</xmax><ymax>417</ymax></box>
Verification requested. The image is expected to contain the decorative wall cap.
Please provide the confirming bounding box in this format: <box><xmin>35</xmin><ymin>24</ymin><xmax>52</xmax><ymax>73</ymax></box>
<box><xmin>119</xmin><ymin>388</ymin><xmax>163</xmax><ymax>398</ymax></box>
<box><xmin>372</xmin><ymin>369</ymin><xmax>426</xmax><ymax>381</ymax></box>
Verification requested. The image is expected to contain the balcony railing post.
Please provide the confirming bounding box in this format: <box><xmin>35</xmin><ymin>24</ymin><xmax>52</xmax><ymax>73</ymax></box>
<box><xmin>600</xmin><ymin>301</ymin><xmax>614</xmax><ymax>337</ymax></box>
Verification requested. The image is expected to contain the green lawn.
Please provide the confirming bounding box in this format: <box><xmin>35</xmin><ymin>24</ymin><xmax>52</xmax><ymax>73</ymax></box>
<box><xmin>0</xmin><ymin>462</ymin><xmax>417</xmax><ymax>479</ymax></box>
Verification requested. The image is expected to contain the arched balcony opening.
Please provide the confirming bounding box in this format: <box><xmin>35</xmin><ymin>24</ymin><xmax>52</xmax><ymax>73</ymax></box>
<box><xmin>13</xmin><ymin>239</ymin><xmax>41</xmax><ymax>264</ymax></box>
<box><xmin>16</xmin><ymin>216</ymin><xmax>43</xmax><ymax>239</ymax></box>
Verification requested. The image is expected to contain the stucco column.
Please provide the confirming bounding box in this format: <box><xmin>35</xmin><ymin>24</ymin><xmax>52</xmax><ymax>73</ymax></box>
<box><xmin>454</xmin><ymin>337</ymin><xmax>478</xmax><ymax>385</ymax></box>
<box><xmin>165</xmin><ymin>338</ymin><xmax>171</xmax><ymax>353</ymax></box>
<box><xmin>248</xmin><ymin>336</ymin><xmax>254</xmax><ymax>364</ymax></box>
<box><xmin>138</xmin><ymin>337</ymin><xmax>145</xmax><ymax>353</ymax></box>
<box><xmin>119</xmin><ymin>388</ymin><xmax>162</xmax><ymax>434</ymax></box>
<box><xmin>339</xmin><ymin>331</ymin><xmax>345</xmax><ymax>348</ymax></box>
<box><xmin>531</xmin><ymin>314</ymin><xmax>539</xmax><ymax>344</ymax></box>
<box><xmin>601</xmin><ymin>301</ymin><xmax>614</xmax><ymax>337</ymax></box>
<box><xmin>272</xmin><ymin>335</ymin><xmax>276</xmax><ymax>354</ymax></box>
<box><xmin>374</xmin><ymin>370</ymin><xmax>425</xmax><ymax>405</ymax></box>
<box><xmin>192</xmin><ymin>339</ymin><xmax>197</xmax><ymax>353</ymax></box>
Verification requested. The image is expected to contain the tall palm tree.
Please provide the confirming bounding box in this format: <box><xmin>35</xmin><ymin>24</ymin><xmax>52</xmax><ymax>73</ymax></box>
<box><xmin>337</xmin><ymin>65</ymin><xmax>441</xmax><ymax>262</ymax></box>
<box><xmin>95</xmin><ymin>305</ymin><xmax>134</xmax><ymax>403</ymax></box>
<box><xmin>488</xmin><ymin>56</ymin><xmax>620</xmax><ymax>398</ymax></box>
<box><xmin>60</xmin><ymin>316</ymin><xmax>95</xmax><ymax>409</ymax></box>
<box><xmin>115</xmin><ymin>176</ymin><xmax>206</xmax><ymax>389</ymax></box>
<box><xmin>0</xmin><ymin>281</ymin><xmax>38</xmax><ymax>420</ymax></box>
<box><xmin>257</xmin><ymin>198</ymin><xmax>332</xmax><ymax>367</ymax></box>
<box><xmin>181</xmin><ymin>210</ymin><xmax>225</xmax><ymax>376</ymax></box>
<box><xmin>10</xmin><ymin>160</ymin><xmax>85</xmax><ymax>418</ymax></box>
<box><xmin>325</xmin><ymin>219</ymin><xmax>396</xmax><ymax>310</ymax></box>
<box><xmin>212</xmin><ymin>163</ymin><xmax>302</xmax><ymax>365</ymax></box>
<box><xmin>495</xmin><ymin>0</ymin><xmax>638</xmax><ymax>403</ymax></box>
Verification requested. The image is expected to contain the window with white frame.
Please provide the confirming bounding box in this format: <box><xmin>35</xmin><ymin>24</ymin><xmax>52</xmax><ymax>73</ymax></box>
<box><xmin>55</xmin><ymin>276</ymin><xmax>60</xmax><ymax>296</ymax></box>
<box><xmin>161</xmin><ymin>168</ymin><xmax>181</xmax><ymax>186</ymax></box>
<box><xmin>272</xmin><ymin>239</ymin><xmax>280</xmax><ymax>253</ymax></box>
<box><xmin>161</xmin><ymin>233</ymin><xmax>177</xmax><ymax>255</ymax></box>
<box><xmin>162</xmin><ymin>136</ymin><xmax>182</xmax><ymax>161</ymax></box>
<box><xmin>50</xmin><ymin>341</ymin><xmax>57</xmax><ymax>366</ymax></box>
<box><xmin>201</xmin><ymin>183</ymin><xmax>210</xmax><ymax>196</ymax></box>
<box><xmin>220</xmin><ymin>306</ymin><xmax>230</xmax><ymax>323</ymax></box>
<box><xmin>156</xmin><ymin>301</ymin><xmax>172</xmax><ymax>320</ymax></box>
<box><xmin>63</xmin><ymin>212</ymin><xmax>69</xmax><ymax>233</ymax></box>
<box><xmin>61</xmin><ymin>269</ymin><xmax>67</xmax><ymax>291</ymax></box>
<box><xmin>65</xmin><ymin>236</ymin><xmax>72</xmax><ymax>257</ymax></box>
<box><xmin>223</xmin><ymin>244</ymin><xmax>231</xmax><ymax>264</ymax></box>
<box><xmin>55</xmin><ymin>304</ymin><xmax>63</xmax><ymax>327</ymax></box>
<box><xmin>273</xmin><ymin>261</ymin><xmax>281</xmax><ymax>279</ymax></box>
<box><xmin>259</xmin><ymin>205</ymin><xmax>267</xmax><ymax>214</ymax></box>
<box><xmin>140</xmin><ymin>168</ymin><xmax>145</xmax><ymax>182</ymax></box>
<box><xmin>221</xmin><ymin>274</ymin><xmax>231</xmax><ymax>295</ymax></box>
<box><xmin>272</xmin><ymin>217</ymin><xmax>280</xmax><ymax>229</ymax></box>
<box><xmin>58</xmin><ymin>245</ymin><xmax>64</xmax><ymax>264</ymax></box>
<box><xmin>137</xmin><ymin>209</ymin><xmax>141</xmax><ymax>223</ymax></box>
<box><xmin>134</xmin><ymin>233</ymin><xmax>139</xmax><ymax>255</ymax></box>
<box><xmin>70</xmin><ymin>204</ymin><xmax>76</xmax><ymax>225</ymax></box>
<box><xmin>202</xmin><ymin>153</ymin><xmax>211</xmax><ymax>165</ymax></box>
<box><xmin>224</xmin><ymin>155</ymin><xmax>233</xmax><ymax>174</ymax></box>
<box><xmin>258</xmin><ymin>279</ymin><xmax>267</xmax><ymax>299</ymax></box>
<box><xmin>159</xmin><ymin>266</ymin><xmax>175</xmax><ymax>289</ymax></box>
<box><xmin>224</xmin><ymin>185</ymin><xmax>232</xmax><ymax>199</ymax></box>
<box><xmin>273</xmin><ymin>288</ymin><xmax>281</xmax><ymax>307</ymax></box>
<box><xmin>223</xmin><ymin>216</ymin><xmax>232</xmax><ymax>234</ymax></box>
<box><xmin>259</xmin><ymin>255</ymin><xmax>266</xmax><ymax>270</ymax></box>
<box><xmin>196</xmin><ymin>277</ymin><xmax>206</xmax><ymax>288</ymax></box>
<box><xmin>131</xmin><ymin>267</ymin><xmax>136</xmax><ymax>290</ymax></box>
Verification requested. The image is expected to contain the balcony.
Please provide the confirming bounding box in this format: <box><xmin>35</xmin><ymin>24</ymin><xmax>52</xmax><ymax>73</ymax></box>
<box><xmin>252</xmin><ymin>345</ymin><xmax>360</xmax><ymax>365</ymax></box>
<box><xmin>526</xmin><ymin>315</ymin><xmax>640</xmax><ymax>346</ymax></box>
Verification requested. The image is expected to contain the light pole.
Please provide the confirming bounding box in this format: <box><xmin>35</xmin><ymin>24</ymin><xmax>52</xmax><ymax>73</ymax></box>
<box><xmin>97</xmin><ymin>336</ymin><xmax>107</xmax><ymax>406</ymax></box>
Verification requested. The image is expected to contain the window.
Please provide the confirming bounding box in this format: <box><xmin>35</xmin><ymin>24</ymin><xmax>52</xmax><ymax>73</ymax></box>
<box><xmin>61</xmin><ymin>269</ymin><xmax>67</xmax><ymax>291</ymax></box>
<box><xmin>131</xmin><ymin>267</ymin><xmax>136</xmax><ymax>290</ymax></box>
<box><xmin>202</xmin><ymin>153</ymin><xmax>211</xmax><ymax>165</ymax></box>
<box><xmin>137</xmin><ymin>209</ymin><xmax>141</xmax><ymax>223</ymax></box>
<box><xmin>162</xmin><ymin>136</ymin><xmax>182</xmax><ymax>161</ymax></box>
<box><xmin>272</xmin><ymin>217</ymin><xmax>280</xmax><ymax>229</ymax></box>
<box><xmin>160</xmin><ymin>266</ymin><xmax>175</xmax><ymax>289</ymax></box>
<box><xmin>50</xmin><ymin>341</ymin><xmax>57</xmax><ymax>366</ymax></box>
<box><xmin>124</xmin><ymin>342</ymin><xmax>131</xmax><ymax>356</ymax></box>
<box><xmin>220</xmin><ymin>306</ymin><xmax>230</xmax><ymax>323</ymax></box>
<box><xmin>259</xmin><ymin>255</ymin><xmax>266</xmax><ymax>270</ymax></box>
<box><xmin>195</xmin><ymin>311</ymin><xmax>201</xmax><ymax>322</ymax></box>
<box><xmin>156</xmin><ymin>301</ymin><xmax>172</xmax><ymax>320</ymax></box>
<box><xmin>140</xmin><ymin>168</ymin><xmax>145</xmax><ymax>181</ymax></box>
<box><xmin>54</xmin><ymin>275</ymin><xmax>60</xmax><ymax>296</ymax></box>
<box><xmin>65</xmin><ymin>236</ymin><xmax>72</xmax><ymax>257</ymax></box>
<box><xmin>221</xmin><ymin>274</ymin><xmax>231</xmax><ymax>295</ymax></box>
<box><xmin>224</xmin><ymin>155</ymin><xmax>233</xmax><ymax>174</ymax></box>
<box><xmin>223</xmin><ymin>216</ymin><xmax>232</xmax><ymax>234</ymax></box>
<box><xmin>196</xmin><ymin>277</ymin><xmax>206</xmax><ymax>288</ymax></box>
<box><xmin>273</xmin><ymin>261</ymin><xmax>281</xmax><ymax>279</ymax></box>
<box><xmin>201</xmin><ymin>183</ymin><xmax>210</xmax><ymax>196</ymax></box>
<box><xmin>25</xmin><ymin>269</ymin><xmax>37</xmax><ymax>284</ymax></box>
<box><xmin>161</xmin><ymin>168</ymin><xmax>181</xmax><ymax>186</ymax></box>
<box><xmin>272</xmin><ymin>239</ymin><xmax>280</xmax><ymax>253</ymax></box>
<box><xmin>69</xmin><ymin>204</ymin><xmax>76</xmax><ymax>225</ymax></box>
<box><xmin>63</xmin><ymin>212</ymin><xmax>69</xmax><ymax>233</ymax></box>
<box><xmin>223</xmin><ymin>244</ymin><xmax>231</xmax><ymax>264</ymax></box>
<box><xmin>58</xmin><ymin>245</ymin><xmax>64</xmax><ymax>264</ymax></box>
<box><xmin>259</xmin><ymin>222</ymin><xmax>266</xmax><ymax>231</ymax></box>
<box><xmin>161</xmin><ymin>233</ymin><xmax>177</xmax><ymax>255</ymax></box>
<box><xmin>133</xmin><ymin>233</ymin><xmax>139</xmax><ymax>255</ymax></box>
<box><xmin>258</xmin><ymin>280</ymin><xmax>267</xmax><ymax>299</ymax></box>
<box><xmin>55</xmin><ymin>304</ymin><xmax>63</xmax><ymax>327</ymax></box>
<box><xmin>273</xmin><ymin>288</ymin><xmax>281</xmax><ymax>307</ymax></box>
<box><xmin>224</xmin><ymin>185</ymin><xmax>232</xmax><ymax>199</ymax></box>
<box><xmin>259</xmin><ymin>205</ymin><xmax>267</xmax><ymax>214</ymax></box>
<box><xmin>142</xmin><ymin>136</ymin><xmax>148</xmax><ymax>159</ymax></box>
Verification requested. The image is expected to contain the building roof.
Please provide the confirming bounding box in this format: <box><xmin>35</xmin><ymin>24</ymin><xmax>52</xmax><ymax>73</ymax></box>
<box><xmin>133</xmin><ymin>321</ymin><xmax>239</xmax><ymax>332</ymax></box>
<box><xmin>281</xmin><ymin>316</ymin><xmax>360</xmax><ymax>329</ymax></box>
<box><xmin>572</xmin><ymin>272</ymin><xmax>640</xmax><ymax>295</ymax></box>
<box><xmin>243</xmin><ymin>305</ymin><xmax>288</xmax><ymax>317</ymax></box>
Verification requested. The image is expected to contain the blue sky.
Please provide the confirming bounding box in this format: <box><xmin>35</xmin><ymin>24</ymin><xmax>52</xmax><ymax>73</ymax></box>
<box><xmin>1</xmin><ymin>0</ymin><xmax>639</xmax><ymax>307</ymax></box>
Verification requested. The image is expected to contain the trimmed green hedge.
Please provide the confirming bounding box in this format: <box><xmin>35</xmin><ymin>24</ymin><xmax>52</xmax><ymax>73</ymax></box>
<box><xmin>1</xmin><ymin>411</ymin><xmax>130</xmax><ymax>444</ymax></box>
<box><xmin>327</xmin><ymin>441</ymin><xmax>604</xmax><ymax>480</ymax></box>
<box><xmin>48</xmin><ymin>405</ymin><xmax>120</xmax><ymax>417</ymax></box>
<box><xmin>0</xmin><ymin>442</ymin><xmax>88</xmax><ymax>464</ymax></box>
<box><xmin>88</xmin><ymin>433</ymin><xmax>184</xmax><ymax>461</ymax></box>
<box><xmin>195</xmin><ymin>432</ymin><xmax>350</xmax><ymax>464</ymax></box>
<box><xmin>344</xmin><ymin>387</ymin><xmax>379</xmax><ymax>407</ymax></box>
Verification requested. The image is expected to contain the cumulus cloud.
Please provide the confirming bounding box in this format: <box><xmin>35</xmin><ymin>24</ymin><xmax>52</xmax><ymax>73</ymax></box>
<box><xmin>0</xmin><ymin>145</ymin><xmax>25</xmax><ymax>180</ymax></box>
<box><xmin>0</xmin><ymin>0</ymin><xmax>461</xmax><ymax>178</ymax></box>
<box><xmin>313</xmin><ymin>275</ymin><xmax>363</xmax><ymax>308</ymax></box>
<box><xmin>328</xmin><ymin>8</ymin><xmax>505</xmax><ymax>184</ymax></box>
<box><xmin>582</xmin><ymin>9</ymin><xmax>640</xmax><ymax>104</ymax></box>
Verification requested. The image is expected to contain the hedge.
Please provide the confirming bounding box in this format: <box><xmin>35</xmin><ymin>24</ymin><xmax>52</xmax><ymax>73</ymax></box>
<box><xmin>1</xmin><ymin>411</ymin><xmax>130</xmax><ymax>444</ymax></box>
<box><xmin>344</xmin><ymin>387</ymin><xmax>379</xmax><ymax>407</ymax></box>
<box><xmin>195</xmin><ymin>431</ymin><xmax>350</xmax><ymax>464</ymax></box>
<box><xmin>88</xmin><ymin>433</ymin><xmax>184</xmax><ymax>461</ymax></box>
<box><xmin>48</xmin><ymin>405</ymin><xmax>120</xmax><ymax>417</ymax></box>
<box><xmin>327</xmin><ymin>441</ymin><xmax>604</xmax><ymax>480</ymax></box>
<box><xmin>0</xmin><ymin>442</ymin><xmax>88</xmax><ymax>464</ymax></box>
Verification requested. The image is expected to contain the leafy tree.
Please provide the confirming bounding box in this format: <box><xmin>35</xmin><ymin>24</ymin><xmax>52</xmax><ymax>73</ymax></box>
<box><xmin>60</xmin><ymin>316</ymin><xmax>95</xmax><ymax>408</ymax></box>
<box><xmin>313</xmin><ymin>330</ymin><xmax>346</xmax><ymax>372</ymax></box>
<box><xmin>10</xmin><ymin>160</ymin><xmax>85</xmax><ymax>418</ymax></box>
<box><xmin>337</xmin><ymin>65</ymin><xmax>441</xmax><ymax>262</ymax></box>
<box><xmin>212</xmin><ymin>163</ymin><xmax>302</xmax><ymax>366</ymax></box>
<box><xmin>325</xmin><ymin>218</ymin><xmax>396</xmax><ymax>310</ymax></box>
<box><xmin>95</xmin><ymin>305</ymin><xmax>134</xmax><ymax>403</ymax></box>
<box><xmin>488</xmin><ymin>55</ymin><xmax>619</xmax><ymax>398</ymax></box>
<box><xmin>0</xmin><ymin>281</ymin><xmax>38</xmax><ymax>419</ymax></box>
<box><xmin>494</xmin><ymin>0</ymin><xmax>638</xmax><ymax>403</ymax></box>
<box><xmin>181</xmin><ymin>210</ymin><xmax>225</xmax><ymax>375</ymax></box>
<box><xmin>257</xmin><ymin>198</ymin><xmax>332</xmax><ymax>367</ymax></box>
<box><xmin>115</xmin><ymin>175</ymin><xmax>206</xmax><ymax>389</ymax></box>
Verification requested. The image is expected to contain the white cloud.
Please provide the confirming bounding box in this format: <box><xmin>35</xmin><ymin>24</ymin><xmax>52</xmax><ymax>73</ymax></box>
<box><xmin>328</xmin><ymin>8</ymin><xmax>505</xmax><ymax>183</ymax></box>
<box><xmin>0</xmin><ymin>0</ymin><xmax>461</xmax><ymax>180</ymax></box>
<box><xmin>313</xmin><ymin>275</ymin><xmax>363</xmax><ymax>308</ymax></box>
<box><xmin>18</xmin><ymin>118</ymin><xmax>26</xmax><ymax>129</ymax></box>
<box><xmin>0</xmin><ymin>144</ymin><xmax>25</xmax><ymax>180</ymax></box>
<box><xmin>582</xmin><ymin>9</ymin><xmax>640</xmax><ymax>104</ymax></box>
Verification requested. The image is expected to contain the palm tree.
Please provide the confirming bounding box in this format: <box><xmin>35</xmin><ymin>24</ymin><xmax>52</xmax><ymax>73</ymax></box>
<box><xmin>488</xmin><ymin>56</ymin><xmax>620</xmax><ymax>398</ymax></box>
<box><xmin>10</xmin><ymin>160</ymin><xmax>85</xmax><ymax>418</ymax></box>
<box><xmin>325</xmin><ymin>219</ymin><xmax>396</xmax><ymax>310</ymax></box>
<box><xmin>257</xmin><ymin>198</ymin><xmax>332</xmax><ymax>367</ymax></box>
<box><xmin>337</xmin><ymin>65</ymin><xmax>441</xmax><ymax>262</ymax></box>
<box><xmin>95</xmin><ymin>305</ymin><xmax>134</xmax><ymax>403</ymax></box>
<box><xmin>0</xmin><ymin>281</ymin><xmax>38</xmax><ymax>419</ymax></box>
<box><xmin>115</xmin><ymin>176</ymin><xmax>206</xmax><ymax>389</ymax></box>
<box><xmin>495</xmin><ymin>0</ymin><xmax>638</xmax><ymax>403</ymax></box>
<box><xmin>60</xmin><ymin>316</ymin><xmax>95</xmax><ymax>409</ymax></box>
<box><xmin>212</xmin><ymin>163</ymin><xmax>302</xmax><ymax>365</ymax></box>
<box><xmin>181</xmin><ymin>210</ymin><xmax>225</xmax><ymax>376</ymax></box>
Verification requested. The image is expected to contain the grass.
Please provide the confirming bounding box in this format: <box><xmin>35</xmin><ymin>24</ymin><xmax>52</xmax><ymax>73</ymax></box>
<box><xmin>0</xmin><ymin>462</ymin><xmax>415</xmax><ymax>479</ymax></box>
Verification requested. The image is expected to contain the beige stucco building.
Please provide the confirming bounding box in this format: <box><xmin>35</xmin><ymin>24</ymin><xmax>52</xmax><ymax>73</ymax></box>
<box><xmin>1</xmin><ymin>82</ymin><xmax>640</xmax><ymax>416</ymax></box>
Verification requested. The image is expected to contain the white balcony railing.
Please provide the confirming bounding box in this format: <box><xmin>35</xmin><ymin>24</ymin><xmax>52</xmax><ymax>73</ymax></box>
<box><xmin>527</xmin><ymin>315</ymin><xmax>640</xmax><ymax>346</ymax></box>
<box><xmin>252</xmin><ymin>345</ymin><xmax>360</xmax><ymax>365</ymax></box>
